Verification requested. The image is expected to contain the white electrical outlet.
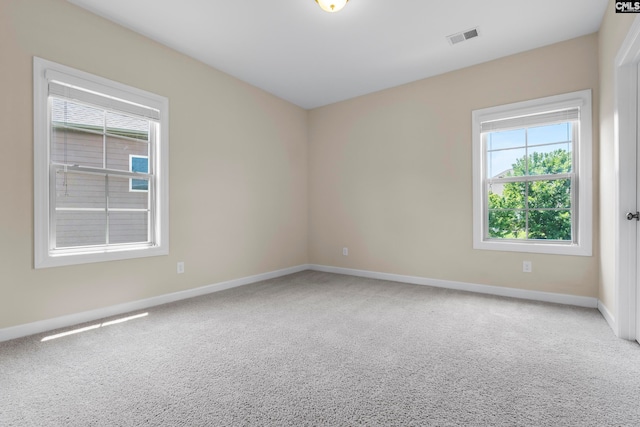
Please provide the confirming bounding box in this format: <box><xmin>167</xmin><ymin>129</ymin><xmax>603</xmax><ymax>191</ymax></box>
<box><xmin>523</xmin><ymin>261</ymin><xmax>532</xmax><ymax>273</ymax></box>
<box><xmin>342</xmin><ymin>247</ymin><xmax>348</xmax><ymax>256</ymax></box>
<box><xmin>177</xmin><ymin>261</ymin><xmax>185</xmax><ymax>274</ymax></box>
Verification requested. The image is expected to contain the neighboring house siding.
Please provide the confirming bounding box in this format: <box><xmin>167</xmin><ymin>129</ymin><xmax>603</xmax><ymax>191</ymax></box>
<box><xmin>52</xmin><ymin>126</ymin><xmax>149</xmax><ymax>247</ymax></box>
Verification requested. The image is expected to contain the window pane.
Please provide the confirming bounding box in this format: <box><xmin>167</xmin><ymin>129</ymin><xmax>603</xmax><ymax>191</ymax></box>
<box><xmin>109</xmin><ymin>212</ymin><xmax>149</xmax><ymax>244</ymax></box>
<box><xmin>528</xmin><ymin>210</ymin><xmax>572</xmax><ymax>241</ymax></box>
<box><xmin>486</xmin><ymin>129</ymin><xmax>526</xmax><ymax>151</ymax></box>
<box><xmin>527</xmin><ymin>179</ymin><xmax>571</xmax><ymax>209</ymax></box>
<box><xmin>55</xmin><ymin>171</ymin><xmax>105</xmax><ymax>209</ymax></box>
<box><xmin>488</xmin><ymin>182</ymin><xmax>526</xmax><ymax>209</ymax></box>
<box><xmin>488</xmin><ymin>210</ymin><xmax>526</xmax><ymax>239</ymax></box>
<box><xmin>51</xmin><ymin>98</ymin><xmax>104</xmax><ymax>130</ymax></box>
<box><xmin>51</xmin><ymin>128</ymin><xmax>104</xmax><ymax>169</ymax></box>
<box><xmin>55</xmin><ymin>211</ymin><xmax>106</xmax><ymax>248</ymax></box>
<box><xmin>105</xmin><ymin>136</ymin><xmax>148</xmax><ymax>172</ymax></box>
<box><xmin>51</xmin><ymin>100</ymin><xmax>105</xmax><ymax>168</ymax></box>
<box><xmin>51</xmin><ymin>127</ymin><xmax>104</xmax><ymax>168</ymax></box>
<box><xmin>108</xmin><ymin>176</ymin><xmax>149</xmax><ymax>209</ymax></box>
<box><xmin>528</xmin><ymin>123</ymin><xmax>571</xmax><ymax>146</ymax></box>
<box><xmin>527</xmin><ymin>147</ymin><xmax>572</xmax><ymax>175</ymax></box>
<box><xmin>106</xmin><ymin>111</ymin><xmax>149</xmax><ymax>141</ymax></box>
<box><xmin>487</xmin><ymin>148</ymin><xmax>526</xmax><ymax>178</ymax></box>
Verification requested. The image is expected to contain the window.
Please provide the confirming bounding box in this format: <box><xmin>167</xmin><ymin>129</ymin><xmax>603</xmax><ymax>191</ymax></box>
<box><xmin>34</xmin><ymin>57</ymin><xmax>169</xmax><ymax>268</ymax></box>
<box><xmin>472</xmin><ymin>90</ymin><xmax>592</xmax><ymax>256</ymax></box>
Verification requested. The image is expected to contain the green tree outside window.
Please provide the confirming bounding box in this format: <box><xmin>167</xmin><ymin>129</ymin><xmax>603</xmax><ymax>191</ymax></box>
<box><xmin>488</xmin><ymin>149</ymin><xmax>572</xmax><ymax>240</ymax></box>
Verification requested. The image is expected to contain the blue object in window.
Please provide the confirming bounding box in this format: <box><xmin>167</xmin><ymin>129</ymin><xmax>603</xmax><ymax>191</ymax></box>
<box><xmin>131</xmin><ymin>156</ymin><xmax>148</xmax><ymax>191</ymax></box>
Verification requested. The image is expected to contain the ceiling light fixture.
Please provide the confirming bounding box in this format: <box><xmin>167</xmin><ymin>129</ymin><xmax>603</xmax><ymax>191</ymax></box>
<box><xmin>315</xmin><ymin>0</ymin><xmax>349</xmax><ymax>13</ymax></box>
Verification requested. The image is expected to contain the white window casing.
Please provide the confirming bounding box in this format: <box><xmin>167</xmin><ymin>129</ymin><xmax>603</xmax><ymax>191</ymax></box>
<box><xmin>472</xmin><ymin>90</ymin><xmax>592</xmax><ymax>256</ymax></box>
<box><xmin>34</xmin><ymin>57</ymin><xmax>169</xmax><ymax>268</ymax></box>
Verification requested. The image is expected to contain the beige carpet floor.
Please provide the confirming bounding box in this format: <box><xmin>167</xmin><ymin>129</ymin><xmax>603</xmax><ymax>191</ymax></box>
<box><xmin>1</xmin><ymin>270</ymin><xmax>640</xmax><ymax>426</ymax></box>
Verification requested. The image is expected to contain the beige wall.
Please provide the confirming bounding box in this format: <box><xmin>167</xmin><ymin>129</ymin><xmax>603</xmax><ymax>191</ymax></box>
<box><xmin>598</xmin><ymin>2</ymin><xmax>637</xmax><ymax>314</ymax></box>
<box><xmin>1</xmin><ymin>0</ymin><xmax>629</xmax><ymax>332</ymax></box>
<box><xmin>0</xmin><ymin>0</ymin><xmax>308</xmax><ymax>329</ymax></box>
<box><xmin>309</xmin><ymin>34</ymin><xmax>600</xmax><ymax>297</ymax></box>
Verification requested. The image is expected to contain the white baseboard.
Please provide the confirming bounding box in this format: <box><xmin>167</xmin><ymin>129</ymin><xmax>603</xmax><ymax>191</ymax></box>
<box><xmin>597</xmin><ymin>300</ymin><xmax>616</xmax><ymax>333</ymax></box>
<box><xmin>0</xmin><ymin>264</ymin><xmax>310</xmax><ymax>343</ymax></box>
<box><xmin>1</xmin><ymin>263</ymin><xmax>603</xmax><ymax>343</ymax></box>
<box><xmin>309</xmin><ymin>264</ymin><xmax>599</xmax><ymax>308</ymax></box>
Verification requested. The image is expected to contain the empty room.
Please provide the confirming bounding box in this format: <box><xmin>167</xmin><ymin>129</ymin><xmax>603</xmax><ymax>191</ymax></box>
<box><xmin>2</xmin><ymin>0</ymin><xmax>640</xmax><ymax>425</ymax></box>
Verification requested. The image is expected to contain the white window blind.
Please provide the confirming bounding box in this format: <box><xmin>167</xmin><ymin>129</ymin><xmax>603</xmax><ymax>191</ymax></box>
<box><xmin>480</xmin><ymin>108</ymin><xmax>580</xmax><ymax>133</ymax></box>
<box><xmin>48</xmin><ymin>80</ymin><xmax>160</xmax><ymax>122</ymax></box>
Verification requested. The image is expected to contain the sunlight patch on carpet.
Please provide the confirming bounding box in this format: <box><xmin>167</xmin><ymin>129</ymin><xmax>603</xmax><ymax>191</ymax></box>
<box><xmin>41</xmin><ymin>312</ymin><xmax>148</xmax><ymax>342</ymax></box>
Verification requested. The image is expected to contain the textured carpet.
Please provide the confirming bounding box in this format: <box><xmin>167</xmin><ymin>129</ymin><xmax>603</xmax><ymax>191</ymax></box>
<box><xmin>1</xmin><ymin>271</ymin><xmax>640</xmax><ymax>426</ymax></box>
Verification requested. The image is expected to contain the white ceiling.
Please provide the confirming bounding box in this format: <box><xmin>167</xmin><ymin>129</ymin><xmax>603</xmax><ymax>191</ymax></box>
<box><xmin>67</xmin><ymin>0</ymin><xmax>608</xmax><ymax>110</ymax></box>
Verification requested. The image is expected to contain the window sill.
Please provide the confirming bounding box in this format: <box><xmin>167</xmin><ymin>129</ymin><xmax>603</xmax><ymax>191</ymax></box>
<box><xmin>35</xmin><ymin>245</ymin><xmax>169</xmax><ymax>269</ymax></box>
<box><xmin>473</xmin><ymin>239</ymin><xmax>591</xmax><ymax>256</ymax></box>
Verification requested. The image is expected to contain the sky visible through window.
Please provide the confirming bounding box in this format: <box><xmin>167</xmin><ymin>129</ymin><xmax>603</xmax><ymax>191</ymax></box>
<box><xmin>486</xmin><ymin>123</ymin><xmax>572</xmax><ymax>178</ymax></box>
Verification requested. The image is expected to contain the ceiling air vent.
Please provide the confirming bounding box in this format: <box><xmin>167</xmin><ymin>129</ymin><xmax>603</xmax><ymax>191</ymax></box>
<box><xmin>447</xmin><ymin>27</ymin><xmax>479</xmax><ymax>45</ymax></box>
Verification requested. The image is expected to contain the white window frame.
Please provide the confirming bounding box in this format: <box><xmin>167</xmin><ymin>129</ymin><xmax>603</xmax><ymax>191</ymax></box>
<box><xmin>33</xmin><ymin>57</ymin><xmax>169</xmax><ymax>268</ymax></box>
<box><xmin>472</xmin><ymin>90</ymin><xmax>592</xmax><ymax>256</ymax></box>
<box><xmin>129</xmin><ymin>155</ymin><xmax>149</xmax><ymax>192</ymax></box>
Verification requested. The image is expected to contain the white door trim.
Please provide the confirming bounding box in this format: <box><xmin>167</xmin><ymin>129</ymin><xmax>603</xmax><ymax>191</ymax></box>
<box><xmin>614</xmin><ymin>16</ymin><xmax>640</xmax><ymax>340</ymax></box>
